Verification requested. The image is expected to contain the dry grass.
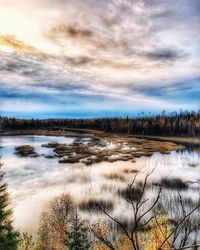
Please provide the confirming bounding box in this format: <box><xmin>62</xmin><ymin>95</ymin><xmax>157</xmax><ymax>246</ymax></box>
<box><xmin>160</xmin><ymin>178</ymin><xmax>188</xmax><ymax>190</ymax></box>
<box><xmin>188</xmin><ymin>163</ymin><xmax>198</xmax><ymax>168</ymax></box>
<box><xmin>59</xmin><ymin>156</ymin><xmax>81</xmax><ymax>164</ymax></box>
<box><xmin>79</xmin><ymin>197</ymin><xmax>114</xmax><ymax>212</ymax></box>
<box><xmin>103</xmin><ymin>172</ymin><xmax>126</xmax><ymax>182</ymax></box>
<box><xmin>100</xmin><ymin>183</ymin><xmax>117</xmax><ymax>193</ymax></box>
<box><xmin>123</xmin><ymin>168</ymin><xmax>139</xmax><ymax>174</ymax></box>
<box><xmin>15</xmin><ymin>145</ymin><xmax>36</xmax><ymax>157</ymax></box>
<box><xmin>117</xmin><ymin>185</ymin><xmax>142</xmax><ymax>201</ymax></box>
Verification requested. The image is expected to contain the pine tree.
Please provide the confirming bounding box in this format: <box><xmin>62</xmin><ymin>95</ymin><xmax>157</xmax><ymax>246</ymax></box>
<box><xmin>0</xmin><ymin>160</ymin><xmax>19</xmax><ymax>250</ymax></box>
<box><xmin>65</xmin><ymin>213</ymin><xmax>90</xmax><ymax>250</ymax></box>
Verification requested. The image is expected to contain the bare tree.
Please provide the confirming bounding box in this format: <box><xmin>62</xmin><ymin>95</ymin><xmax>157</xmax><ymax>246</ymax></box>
<box><xmin>158</xmin><ymin>192</ymin><xmax>200</xmax><ymax>250</ymax></box>
<box><xmin>92</xmin><ymin>172</ymin><xmax>200</xmax><ymax>250</ymax></box>
<box><xmin>92</xmin><ymin>171</ymin><xmax>161</xmax><ymax>250</ymax></box>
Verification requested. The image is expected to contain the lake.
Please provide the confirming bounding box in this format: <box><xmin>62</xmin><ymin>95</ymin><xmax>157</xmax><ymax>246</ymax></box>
<box><xmin>0</xmin><ymin>135</ymin><xmax>200</xmax><ymax>234</ymax></box>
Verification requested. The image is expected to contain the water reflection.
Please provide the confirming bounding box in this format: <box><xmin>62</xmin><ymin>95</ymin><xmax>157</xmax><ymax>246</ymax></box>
<box><xmin>0</xmin><ymin>135</ymin><xmax>200</xmax><ymax>234</ymax></box>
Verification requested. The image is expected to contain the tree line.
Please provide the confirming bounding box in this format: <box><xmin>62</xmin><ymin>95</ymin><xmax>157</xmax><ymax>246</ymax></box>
<box><xmin>1</xmin><ymin>110</ymin><xmax>200</xmax><ymax>137</ymax></box>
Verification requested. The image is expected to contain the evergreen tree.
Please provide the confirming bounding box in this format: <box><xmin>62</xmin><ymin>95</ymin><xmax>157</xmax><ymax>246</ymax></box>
<box><xmin>0</xmin><ymin>161</ymin><xmax>19</xmax><ymax>250</ymax></box>
<box><xmin>65</xmin><ymin>213</ymin><xmax>90</xmax><ymax>250</ymax></box>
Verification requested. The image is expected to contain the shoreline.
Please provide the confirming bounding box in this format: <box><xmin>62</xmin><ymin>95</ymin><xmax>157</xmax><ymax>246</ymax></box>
<box><xmin>135</xmin><ymin>135</ymin><xmax>200</xmax><ymax>146</ymax></box>
<box><xmin>0</xmin><ymin>129</ymin><xmax>186</xmax><ymax>162</ymax></box>
<box><xmin>0</xmin><ymin>129</ymin><xmax>200</xmax><ymax>146</ymax></box>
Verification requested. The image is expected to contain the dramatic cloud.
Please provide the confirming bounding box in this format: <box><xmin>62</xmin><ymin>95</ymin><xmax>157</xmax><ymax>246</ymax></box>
<box><xmin>0</xmin><ymin>0</ymin><xmax>199</xmax><ymax>117</ymax></box>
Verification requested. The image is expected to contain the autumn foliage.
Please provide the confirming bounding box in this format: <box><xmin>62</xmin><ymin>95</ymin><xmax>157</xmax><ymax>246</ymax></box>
<box><xmin>144</xmin><ymin>215</ymin><xmax>171</xmax><ymax>250</ymax></box>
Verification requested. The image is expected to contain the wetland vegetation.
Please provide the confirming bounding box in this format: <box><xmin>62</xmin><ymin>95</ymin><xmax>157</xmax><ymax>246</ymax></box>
<box><xmin>0</xmin><ymin>113</ymin><xmax>200</xmax><ymax>249</ymax></box>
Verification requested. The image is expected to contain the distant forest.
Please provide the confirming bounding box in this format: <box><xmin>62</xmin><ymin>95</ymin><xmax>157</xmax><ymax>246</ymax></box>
<box><xmin>1</xmin><ymin>111</ymin><xmax>200</xmax><ymax>137</ymax></box>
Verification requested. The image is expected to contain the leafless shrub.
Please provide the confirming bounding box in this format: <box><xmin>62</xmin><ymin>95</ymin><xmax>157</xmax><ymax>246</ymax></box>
<box><xmin>92</xmin><ymin>171</ymin><xmax>200</xmax><ymax>250</ymax></box>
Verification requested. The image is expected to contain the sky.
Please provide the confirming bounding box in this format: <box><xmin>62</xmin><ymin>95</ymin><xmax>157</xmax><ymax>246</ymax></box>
<box><xmin>0</xmin><ymin>0</ymin><xmax>199</xmax><ymax>118</ymax></box>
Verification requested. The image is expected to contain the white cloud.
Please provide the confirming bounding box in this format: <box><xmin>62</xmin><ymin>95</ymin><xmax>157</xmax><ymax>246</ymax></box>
<box><xmin>0</xmin><ymin>0</ymin><xmax>199</xmax><ymax>115</ymax></box>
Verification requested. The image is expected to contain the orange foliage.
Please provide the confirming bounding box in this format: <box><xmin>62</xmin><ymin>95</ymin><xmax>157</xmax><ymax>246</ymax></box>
<box><xmin>144</xmin><ymin>215</ymin><xmax>171</xmax><ymax>250</ymax></box>
<box><xmin>91</xmin><ymin>220</ymin><xmax>110</xmax><ymax>250</ymax></box>
<box><xmin>114</xmin><ymin>234</ymin><xmax>133</xmax><ymax>250</ymax></box>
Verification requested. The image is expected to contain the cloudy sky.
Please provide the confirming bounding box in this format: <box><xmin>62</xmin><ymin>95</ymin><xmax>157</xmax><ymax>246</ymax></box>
<box><xmin>0</xmin><ymin>0</ymin><xmax>199</xmax><ymax>118</ymax></box>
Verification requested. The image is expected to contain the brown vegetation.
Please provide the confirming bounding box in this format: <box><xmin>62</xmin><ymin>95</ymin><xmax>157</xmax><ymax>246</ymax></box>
<box><xmin>103</xmin><ymin>172</ymin><xmax>127</xmax><ymax>182</ymax></box>
<box><xmin>15</xmin><ymin>145</ymin><xmax>37</xmax><ymax>157</ymax></box>
<box><xmin>160</xmin><ymin>178</ymin><xmax>189</xmax><ymax>190</ymax></box>
<box><xmin>79</xmin><ymin>198</ymin><xmax>114</xmax><ymax>213</ymax></box>
<box><xmin>38</xmin><ymin>193</ymin><xmax>74</xmax><ymax>250</ymax></box>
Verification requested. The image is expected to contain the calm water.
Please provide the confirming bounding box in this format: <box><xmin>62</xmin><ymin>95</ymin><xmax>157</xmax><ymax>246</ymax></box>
<box><xmin>0</xmin><ymin>135</ymin><xmax>200</xmax><ymax>233</ymax></box>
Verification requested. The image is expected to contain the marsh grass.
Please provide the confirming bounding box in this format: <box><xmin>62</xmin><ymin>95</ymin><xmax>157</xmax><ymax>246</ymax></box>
<box><xmin>79</xmin><ymin>197</ymin><xmax>114</xmax><ymax>212</ymax></box>
<box><xmin>160</xmin><ymin>178</ymin><xmax>188</xmax><ymax>190</ymax></box>
<box><xmin>59</xmin><ymin>156</ymin><xmax>81</xmax><ymax>163</ymax></box>
<box><xmin>188</xmin><ymin>163</ymin><xmax>198</xmax><ymax>168</ymax></box>
<box><xmin>100</xmin><ymin>183</ymin><xmax>117</xmax><ymax>193</ymax></box>
<box><xmin>117</xmin><ymin>185</ymin><xmax>142</xmax><ymax>201</ymax></box>
<box><xmin>15</xmin><ymin>145</ymin><xmax>36</xmax><ymax>157</ymax></box>
<box><xmin>103</xmin><ymin>172</ymin><xmax>127</xmax><ymax>182</ymax></box>
<box><xmin>123</xmin><ymin>168</ymin><xmax>139</xmax><ymax>174</ymax></box>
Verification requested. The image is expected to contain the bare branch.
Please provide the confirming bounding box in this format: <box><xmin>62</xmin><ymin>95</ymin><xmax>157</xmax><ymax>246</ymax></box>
<box><xmin>158</xmin><ymin>201</ymin><xmax>200</xmax><ymax>250</ymax></box>
<box><xmin>91</xmin><ymin>228</ymin><xmax>116</xmax><ymax>250</ymax></box>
